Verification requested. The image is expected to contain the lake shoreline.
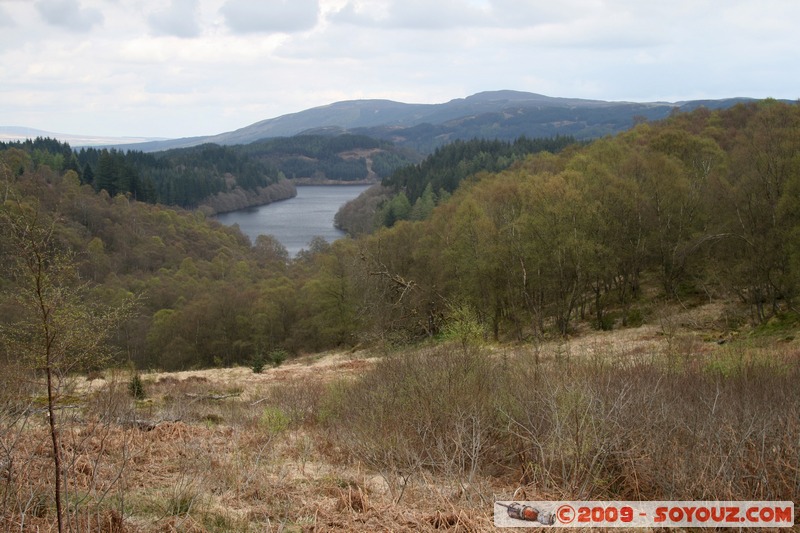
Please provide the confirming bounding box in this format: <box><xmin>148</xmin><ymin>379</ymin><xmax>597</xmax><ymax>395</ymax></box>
<box><xmin>213</xmin><ymin>184</ymin><xmax>371</xmax><ymax>256</ymax></box>
<box><xmin>290</xmin><ymin>177</ymin><xmax>380</xmax><ymax>186</ymax></box>
<box><xmin>202</xmin><ymin>180</ymin><xmax>377</xmax><ymax>217</ymax></box>
<box><xmin>198</xmin><ymin>179</ymin><xmax>297</xmax><ymax>216</ymax></box>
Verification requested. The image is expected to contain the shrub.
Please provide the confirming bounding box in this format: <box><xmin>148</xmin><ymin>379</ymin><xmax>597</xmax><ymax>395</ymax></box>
<box><xmin>269</xmin><ymin>349</ymin><xmax>288</xmax><ymax>367</ymax></box>
<box><xmin>326</xmin><ymin>342</ymin><xmax>499</xmax><ymax>496</ymax></box>
<box><xmin>259</xmin><ymin>406</ymin><xmax>290</xmax><ymax>434</ymax></box>
<box><xmin>625</xmin><ymin>307</ymin><xmax>645</xmax><ymax>327</ymax></box>
<box><xmin>324</xmin><ymin>341</ymin><xmax>800</xmax><ymax>503</ymax></box>
<box><xmin>264</xmin><ymin>380</ymin><xmax>327</xmax><ymax>426</ymax></box>
<box><xmin>128</xmin><ymin>373</ymin><xmax>146</xmax><ymax>400</ymax></box>
<box><xmin>251</xmin><ymin>353</ymin><xmax>266</xmax><ymax>374</ymax></box>
<box><xmin>496</xmin><ymin>352</ymin><xmax>800</xmax><ymax>501</ymax></box>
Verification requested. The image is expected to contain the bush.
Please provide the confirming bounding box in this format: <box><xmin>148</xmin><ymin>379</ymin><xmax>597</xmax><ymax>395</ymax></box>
<box><xmin>500</xmin><ymin>355</ymin><xmax>800</xmax><ymax>500</ymax></box>
<box><xmin>323</xmin><ymin>341</ymin><xmax>800</xmax><ymax>502</ymax></box>
<box><xmin>251</xmin><ymin>353</ymin><xmax>266</xmax><ymax>374</ymax></box>
<box><xmin>625</xmin><ymin>307</ymin><xmax>645</xmax><ymax>327</ymax></box>
<box><xmin>269</xmin><ymin>349</ymin><xmax>287</xmax><ymax>367</ymax></box>
<box><xmin>251</xmin><ymin>350</ymin><xmax>287</xmax><ymax>373</ymax></box>
<box><xmin>128</xmin><ymin>373</ymin><xmax>146</xmax><ymax>400</ymax></box>
<box><xmin>326</xmin><ymin>342</ymin><xmax>499</xmax><ymax>494</ymax></box>
<box><xmin>259</xmin><ymin>406</ymin><xmax>290</xmax><ymax>433</ymax></box>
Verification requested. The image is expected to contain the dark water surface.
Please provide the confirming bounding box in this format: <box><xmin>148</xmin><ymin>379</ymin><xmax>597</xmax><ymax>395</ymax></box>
<box><xmin>214</xmin><ymin>185</ymin><xmax>370</xmax><ymax>256</ymax></box>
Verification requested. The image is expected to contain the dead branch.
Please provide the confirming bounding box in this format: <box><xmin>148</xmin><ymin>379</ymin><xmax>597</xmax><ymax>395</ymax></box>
<box><xmin>369</xmin><ymin>265</ymin><xmax>417</xmax><ymax>304</ymax></box>
<box><xmin>184</xmin><ymin>392</ymin><xmax>241</xmax><ymax>401</ymax></box>
<box><xmin>250</xmin><ymin>397</ymin><xmax>270</xmax><ymax>406</ymax></box>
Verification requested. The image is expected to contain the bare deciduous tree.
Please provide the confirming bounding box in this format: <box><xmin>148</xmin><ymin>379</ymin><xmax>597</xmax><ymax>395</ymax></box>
<box><xmin>1</xmin><ymin>197</ymin><xmax>135</xmax><ymax>532</ymax></box>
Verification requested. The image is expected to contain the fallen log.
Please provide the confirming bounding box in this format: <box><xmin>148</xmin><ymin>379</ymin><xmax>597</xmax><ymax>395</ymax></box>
<box><xmin>184</xmin><ymin>392</ymin><xmax>241</xmax><ymax>401</ymax></box>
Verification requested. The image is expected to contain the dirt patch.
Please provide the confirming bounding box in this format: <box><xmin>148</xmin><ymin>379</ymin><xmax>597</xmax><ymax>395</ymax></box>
<box><xmin>73</xmin><ymin>351</ymin><xmax>378</xmax><ymax>400</ymax></box>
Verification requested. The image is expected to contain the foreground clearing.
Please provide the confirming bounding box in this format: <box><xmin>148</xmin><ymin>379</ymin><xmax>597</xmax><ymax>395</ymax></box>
<box><xmin>3</xmin><ymin>303</ymin><xmax>799</xmax><ymax>531</ymax></box>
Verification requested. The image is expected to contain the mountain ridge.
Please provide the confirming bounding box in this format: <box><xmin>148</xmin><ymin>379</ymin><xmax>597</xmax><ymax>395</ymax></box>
<box><xmin>117</xmin><ymin>91</ymin><xmax>768</xmax><ymax>153</ymax></box>
<box><xmin>3</xmin><ymin>91</ymin><xmax>775</xmax><ymax>154</ymax></box>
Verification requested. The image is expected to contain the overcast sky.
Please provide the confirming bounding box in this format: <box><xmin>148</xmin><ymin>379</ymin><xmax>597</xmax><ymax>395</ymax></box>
<box><xmin>1</xmin><ymin>0</ymin><xmax>798</xmax><ymax>138</ymax></box>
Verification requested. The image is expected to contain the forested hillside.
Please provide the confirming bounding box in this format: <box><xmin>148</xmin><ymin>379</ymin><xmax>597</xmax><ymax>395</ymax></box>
<box><xmin>0</xmin><ymin>138</ymin><xmax>292</xmax><ymax>211</ymax></box>
<box><xmin>336</xmin><ymin>135</ymin><xmax>577</xmax><ymax>234</ymax></box>
<box><xmin>1</xmin><ymin>134</ymin><xmax>412</xmax><ymax>214</ymax></box>
<box><xmin>238</xmin><ymin>134</ymin><xmax>414</xmax><ymax>183</ymax></box>
<box><xmin>1</xmin><ymin>100</ymin><xmax>798</xmax><ymax>372</ymax></box>
<box><xmin>352</xmin><ymin>100</ymin><xmax>800</xmax><ymax>339</ymax></box>
<box><xmin>383</xmin><ymin>136</ymin><xmax>576</xmax><ymax>204</ymax></box>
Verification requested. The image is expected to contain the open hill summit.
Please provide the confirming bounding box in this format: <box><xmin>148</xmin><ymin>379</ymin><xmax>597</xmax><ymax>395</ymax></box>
<box><xmin>1</xmin><ymin>99</ymin><xmax>799</xmax><ymax>530</ymax></box>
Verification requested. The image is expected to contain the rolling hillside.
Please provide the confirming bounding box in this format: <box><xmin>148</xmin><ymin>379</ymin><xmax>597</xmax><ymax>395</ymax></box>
<box><xmin>109</xmin><ymin>91</ymin><xmax>764</xmax><ymax>154</ymax></box>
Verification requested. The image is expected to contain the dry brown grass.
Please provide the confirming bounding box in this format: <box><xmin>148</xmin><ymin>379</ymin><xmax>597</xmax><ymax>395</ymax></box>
<box><xmin>2</xmin><ymin>303</ymin><xmax>798</xmax><ymax>531</ymax></box>
<box><xmin>0</xmin><ymin>351</ymin><xmax>495</xmax><ymax>531</ymax></box>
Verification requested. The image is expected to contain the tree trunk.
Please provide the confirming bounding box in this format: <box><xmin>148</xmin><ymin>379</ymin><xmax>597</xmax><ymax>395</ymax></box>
<box><xmin>46</xmin><ymin>364</ymin><xmax>64</xmax><ymax>533</ymax></box>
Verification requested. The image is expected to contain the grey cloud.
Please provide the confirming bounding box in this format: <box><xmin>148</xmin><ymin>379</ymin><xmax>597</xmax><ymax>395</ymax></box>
<box><xmin>148</xmin><ymin>0</ymin><xmax>201</xmax><ymax>38</ymax></box>
<box><xmin>220</xmin><ymin>0</ymin><xmax>319</xmax><ymax>34</ymax></box>
<box><xmin>0</xmin><ymin>6</ymin><xmax>15</xmax><ymax>28</ymax></box>
<box><xmin>35</xmin><ymin>0</ymin><xmax>103</xmax><ymax>32</ymax></box>
<box><xmin>329</xmin><ymin>0</ymin><xmax>664</xmax><ymax>50</ymax></box>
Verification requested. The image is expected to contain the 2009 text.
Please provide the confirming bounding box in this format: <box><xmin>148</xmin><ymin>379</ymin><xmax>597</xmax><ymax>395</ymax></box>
<box><xmin>494</xmin><ymin>501</ymin><xmax>794</xmax><ymax>528</ymax></box>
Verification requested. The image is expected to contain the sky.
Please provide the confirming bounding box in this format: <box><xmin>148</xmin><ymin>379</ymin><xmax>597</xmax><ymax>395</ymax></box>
<box><xmin>1</xmin><ymin>0</ymin><xmax>798</xmax><ymax>139</ymax></box>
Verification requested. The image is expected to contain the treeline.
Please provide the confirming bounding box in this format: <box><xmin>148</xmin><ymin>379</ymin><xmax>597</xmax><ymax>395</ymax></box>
<box><xmin>384</xmin><ymin>135</ymin><xmax>577</xmax><ymax>204</ymax></box>
<box><xmin>243</xmin><ymin>134</ymin><xmax>384</xmax><ymax>159</ymax></box>
<box><xmin>2</xmin><ymin>134</ymin><xmax>413</xmax><ymax>210</ymax></box>
<box><xmin>76</xmin><ymin>143</ymin><xmax>283</xmax><ymax>207</ymax></box>
<box><xmin>352</xmin><ymin>104</ymin><xmax>666</xmax><ymax>154</ymax></box>
<box><xmin>0</xmin><ymin>138</ymin><xmax>284</xmax><ymax>208</ymax></box>
<box><xmin>1</xmin><ymin>100</ymin><xmax>798</xmax><ymax>372</ymax></box>
<box><xmin>238</xmin><ymin>134</ymin><xmax>414</xmax><ymax>182</ymax></box>
<box><xmin>0</xmin><ymin>136</ymin><xmax>81</xmax><ymax>176</ymax></box>
<box><xmin>336</xmin><ymin>135</ymin><xmax>576</xmax><ymax>234</ymax></box>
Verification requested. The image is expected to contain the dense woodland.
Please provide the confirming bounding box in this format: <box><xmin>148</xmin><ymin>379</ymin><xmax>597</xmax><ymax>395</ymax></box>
<box><xmin>384</xmin><ymin>135</ymin><xmax>576</xmax><ymax>203</ymax></box>
<box><xmin>1</xmin><ymin>100</ymin><xmax>799</xmax><ymax>371</ymax></box>
<box><xmin>238</xmin><ymin>134</ymin><xmax>413</xmax><ymax>182</ymax></box>
<box><xmin>0</xmin><ymin>134</ymin><xmax>409</xmax><ymax>212</ymax></box>
<box><xmin>0</xmin><ymin>138</ymin><xmax>284</xmax><ymax>208</ymax></box>
<box><xmin>351</xmin><ymin>105</ymin><xmax>657</xmax><ymax>154</ymax></box>
<box><xmin>336</xmin><ymin>135</ymin><xmax>577</xmax><ymax>233</ymax></box>
<box><xmin>357</xmin><ymin>100</ymin><xmax>800</xmax><ymax>339</ymax></box>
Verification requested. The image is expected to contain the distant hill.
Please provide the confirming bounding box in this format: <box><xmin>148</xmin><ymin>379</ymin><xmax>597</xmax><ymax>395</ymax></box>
<box><xmin>114</xmin><ymin>91</ymin><xmax>764</xmax><ymax>154</ymax></box>
<box><xmin>4</xmin><ymin>92</ymin><xmax>775</xmax><ymax>155</ymax></box>
<box><xmin>0</xmin><ymin>126</ymin><xmax>166</xmax><ymax>147</ymax></box>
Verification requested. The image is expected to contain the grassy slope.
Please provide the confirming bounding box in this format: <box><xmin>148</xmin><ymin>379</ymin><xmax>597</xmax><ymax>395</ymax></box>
<box><xmin>4</xmin><ymin>300</ymin><xmax>799</xmax><ymax>532</ymax></box>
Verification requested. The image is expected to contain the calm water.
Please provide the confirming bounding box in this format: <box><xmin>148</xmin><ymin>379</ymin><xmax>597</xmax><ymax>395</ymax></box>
<box><xmin>215</xmin><ymin>185</ymin><xmax>370</xmax><ymax>256</ymax></box>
